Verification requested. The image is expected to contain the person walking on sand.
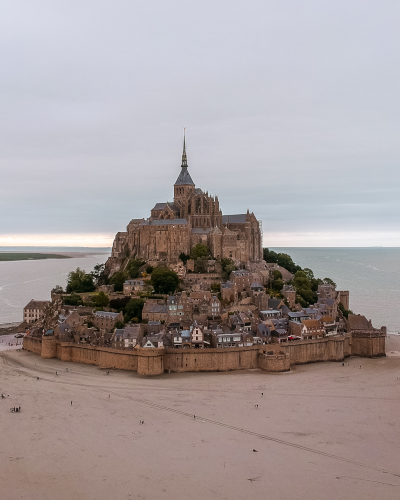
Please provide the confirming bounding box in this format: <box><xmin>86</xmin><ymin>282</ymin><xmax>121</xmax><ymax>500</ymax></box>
<box><xmin>71</xmin><ymin>401</ymin><xmax>73</xmax><ymax>406</ymax></box>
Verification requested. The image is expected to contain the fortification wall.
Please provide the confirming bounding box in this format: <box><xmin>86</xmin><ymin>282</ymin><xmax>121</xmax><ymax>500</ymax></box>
<box><xmin>285</xmin><ymin>336</ymin><xmax>348</xmax><ymax>365</ymax></box>
<box><xmin>351</xmin><ymin>331</ymin><xmax>386</xmax><ymax>357</ymax></box>
<box><xmin>23</xmin><ymin>332</ymin><xmax>382</xmax><ymax>376</ymax></box>
<box><xmin>41</xmin><ymin>336</ymin><xmax>57</xmax><ymax>359</ymax></box>
<box><xmin>58</xmin><ymin>343</ymin><xmax>139</xmax><ymax>371</ymax></box>
<box><xmin>137</xmin><ymin>348</ymin><xmax>164</xmax><ymax>376</ymax></box>
<box><xmin>23</xmin><ymin>336</ymin><xmax>42</xmax><ymax>355</ymax></box>
<box><xmin>164</xmin><ymin>346</ymin><xmax>259</xmax><ymax>372</ymax></box>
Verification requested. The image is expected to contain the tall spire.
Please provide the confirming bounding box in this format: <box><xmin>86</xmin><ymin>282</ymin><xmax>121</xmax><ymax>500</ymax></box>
<box><xmin>175</xmin><ymin>128</ymin><xmax>194</xmax><ymax>186</ymax></box>
<box><xmin>181</xmin><ymin>128</ymin><xmax>188</xmax><ymax>167</ymax></box>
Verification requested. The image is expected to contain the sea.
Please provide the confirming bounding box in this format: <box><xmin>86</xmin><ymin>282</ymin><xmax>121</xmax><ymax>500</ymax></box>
<box><xmin>0</xmin><ymin>247</ymin><xmax>399</xmax><ymax>332</ymax></box>
<box><xmin>0</xmin><ymin>248</ymin><xmax>110</xmax><ymax>325</ymax></box>
<box><xmin>271</xmin><ymin>247</ymin><xmax>400</xmax><ymax>333</ymax></box>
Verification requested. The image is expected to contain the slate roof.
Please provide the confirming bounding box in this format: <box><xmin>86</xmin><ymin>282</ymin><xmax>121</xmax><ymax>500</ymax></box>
<box><xmin>348</xmin><ymin>314</ymin><xmax>371</xmax><ymax>331</ymax></box>
<box><xmin>175</xmin><ymin>166</ymin><xmax>195</xmax><ymax>186</ymax></box>
<box><xmin>191</xmin><ymin>228</ymin><xmax>210</xmax><ymax>234</ymax></box>
<box><xmin>152</xmin><ymin>202</ymin><xmax>179</xmax><ymax>212</ymax></box>
<box><xmin>145</xmin><ymin>304</ymin><xmax>168</xmax><ymax>314</ymax></box>
<box><xmin>141</xmin><ymin>219</ymin><xmax>188</xmax><ymax>226</ymax></box>
<box><xmin>94</xmin><ymin>311</ymin><xmax>120</xmax><ymax>319</ymax></box>
<box><xmin>222</xmin><ymin>214</ymin><xmax>247</xmax><ymax>224</ymax></box>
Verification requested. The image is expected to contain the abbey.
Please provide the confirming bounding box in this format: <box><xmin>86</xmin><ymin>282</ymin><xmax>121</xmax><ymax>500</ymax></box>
<box><xmin>106</xmin><ymin>136</ymin><xmax>263</xmax><ymax>274</ymax></box>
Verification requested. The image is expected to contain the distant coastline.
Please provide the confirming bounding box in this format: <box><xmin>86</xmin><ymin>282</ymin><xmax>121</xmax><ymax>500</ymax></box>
<box><xmin>0</xmin><ymin>252</ymin><xmax>72</xmax><ymax>262</ymax></box>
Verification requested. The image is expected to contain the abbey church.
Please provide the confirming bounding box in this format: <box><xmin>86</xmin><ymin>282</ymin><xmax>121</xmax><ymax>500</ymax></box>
<box><xmin>106</xmin><ymin>136</ymin><xmax>263</xmax><ymax>274</ymax></box>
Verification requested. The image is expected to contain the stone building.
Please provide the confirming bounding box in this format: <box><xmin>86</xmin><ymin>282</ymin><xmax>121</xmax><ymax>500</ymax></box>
<box><xmin>23</xmin><ymin>300</ymin><xmax>50</xmax><ymax>324</ymax></box>
<box><xmin>93</xmin><ymin>311</ymin><xmax>123</xmax><ymax>332</ymax></box>
<box><xmin>105</xmin><ymin>134</ymin><xmax>263</xmax><ymax>275</ymax></box>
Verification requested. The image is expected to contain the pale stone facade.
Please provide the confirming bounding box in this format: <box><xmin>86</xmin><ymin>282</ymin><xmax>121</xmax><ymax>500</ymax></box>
<box><xmin>105</xmin><ymin>136</ymin><xmax>263</xmax><ymax>275</ymax></box>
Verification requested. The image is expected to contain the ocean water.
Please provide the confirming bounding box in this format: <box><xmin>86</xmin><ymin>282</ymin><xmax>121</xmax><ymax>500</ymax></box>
<box><xmin>271</xmin><ymin>247</ymin><xmax>400</xmax><ymax>332</ymax></box>
<box><xmin>0</xmin><ymin>252</ymin><xmax>109</xmax><ymax>324</ymax></box>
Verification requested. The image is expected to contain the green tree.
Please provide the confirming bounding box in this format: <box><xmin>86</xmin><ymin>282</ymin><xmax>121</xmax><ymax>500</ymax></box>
<box><xmin>63</xmin><ymin>293</ymin><xmax>83</xmax><ymax>306</ymax></box>
<box><xmin>151</xmin><ymin>267</ymin><xmax>179</xmax><ymax>294</ymax></box>
<box><xmin>263</xmin><ymin>248</ymin><xmax>279</xmax><ymax>263</ymax></box>
<box><xmin>211</xmin><ymin>282</ymin><xmax>221</xmax><ymax>293</ymax></box>
<box><xmin>115</xmin><ymin>320</ymin><xmax>125</xmax><ymax>329</ymax></box>
<box><xmin>109</xmin><ymin>271</ymin><xmax>127</xmax><ymax>292</ymax></box>
<box><xmin>145</xmin><ymin>265</ymin><xmax>154</xmax><ymax>275</ymax></box>
<box><xmin>303</xmin><ymin>268</ymin><xmax>315</xmax><ymax>280</ymax></box>
<box><xmin>109</xmin><ymin>296</ymin><xmax>131</xmax><ymax>312</ymax></box>
<box><xmin>323</xmin><ymin>277</ymin><xmax>337</xmax><ymax>288</ymax></box>
<box><xmin>190</xmin><ymin>244</ymin><xmax>209</xmax><ymax>260</ymax></box>
<box><xmin>338</xmin><ymin>302</ymin><xmax>353</xmax><ymax>319</ymax></box>
<box><xmin>124</xmin><ymin>298</ymin><xmax>145</xmax><ymax>323</ymax></box>
<box><xmin>126</xmin><ymin>259</ymin><xmax>145</xmax><ymax>279</ymax></box>
<box><xmin>221</xmin><ymin>258</ymin><xmax>237</xmax><ymax>279</ymax></box>
<box><xmin>272</xmin><ymin>278</ymin><xmax>284</xmax><ymax>292</ymax></box>
<box><xmin>92</xmin><ymin>291</ymin><xmax>109</xmax><ymax>308</ymax></box>
<box><xmin>66</xmin><ymin>268</ymin><xmax>95</xmax><ymax>293</ymax></box>
<box><xmin>293</xmin><ymin>271</ymin><xmax>317</xmax><ymax>307</ymax></box>
<box><xmin>194</xmin><ymin>256</ymin><xmax>208</xmax><ymax>273</ymax></box>
<box><xmin>91</xmin><ymin>263</ymin><xmax>106</xmax><ymax>285</ymax></box>
<box><xmin>179</xmin><ymin>252</ymin><xmax>190</xmax><ymax>264</ymax></box>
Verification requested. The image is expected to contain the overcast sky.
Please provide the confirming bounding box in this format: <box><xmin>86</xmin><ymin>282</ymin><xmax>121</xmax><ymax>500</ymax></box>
<box><xmin>1</xmin><ymin>0</ymin><xmax>399</xmax><ymax>247</ymax></box>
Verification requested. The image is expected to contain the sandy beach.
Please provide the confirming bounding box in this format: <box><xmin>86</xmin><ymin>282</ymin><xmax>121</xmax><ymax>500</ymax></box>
<box><xmin>1</xmin><ymin>338</ymin><xmax>400</xmax><ymax>500</ymax></box>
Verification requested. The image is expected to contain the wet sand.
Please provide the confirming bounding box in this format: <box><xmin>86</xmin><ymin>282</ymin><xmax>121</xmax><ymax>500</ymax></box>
<box><xmin>1</xmin><ymin>340</ymin><xmax>400</xmax><ymax>500</ymax></box>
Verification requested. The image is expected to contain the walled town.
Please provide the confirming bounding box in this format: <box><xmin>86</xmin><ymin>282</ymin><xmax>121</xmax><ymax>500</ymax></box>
<box><xmin>21</xmin><ymin>138</ymin><xmax>386</xmax><ymax>374</ymax></box>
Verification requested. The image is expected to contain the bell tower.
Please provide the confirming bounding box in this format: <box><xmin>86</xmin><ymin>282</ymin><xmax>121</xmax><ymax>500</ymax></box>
<box><xmin>174</xmin><ymin>130</ymin><xmax>195</xmax><ymax>211</ymax></box>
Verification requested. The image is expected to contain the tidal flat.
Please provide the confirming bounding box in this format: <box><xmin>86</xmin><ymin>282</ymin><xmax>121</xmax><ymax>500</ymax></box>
<box><xmin>1</xmin><ymin>337</ymin><xmax>400</xmax><ymax>500</ymax></box>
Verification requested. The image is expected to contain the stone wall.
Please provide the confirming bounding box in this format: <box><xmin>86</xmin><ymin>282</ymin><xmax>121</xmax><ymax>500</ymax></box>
<box><xmin>23</xmin><ymin>336</ymin><xmax>42</xmax><ymax>355</ymax></box>
<box><xmin>285</xmin><ymin>335</ymin><xmax>349</xmax><ymax>365</ymax></box>
<box><xmin>23</xmin><ymin>331</ymin><xmax>382</xmax><ymax>376</ymax></box>
<box><xmin>164</xmin><ymin>346</ymin><xmax>260</xmax><ymax>372</ymax></box>
<box><xmin>258</xmin><ymin>351</ymin><xmax>290</xmax><ymax>372</ymax></box>
<box><xmin>351</xmin><ymin>331</ymin><xmax>386</xmax><ymax>357</ymax></box>
<box><xmin>64</xmin><ymin>344</ymin><xmax>139</xmax><ymax>371</ymax></box>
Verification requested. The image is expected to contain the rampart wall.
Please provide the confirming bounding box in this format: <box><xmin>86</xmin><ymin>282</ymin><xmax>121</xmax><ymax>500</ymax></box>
<box><xmin>164</xmin><ymin>346</ymin><xmax>259</xmax><ymax>372</ymax></box>
<box><xmin>23</xmin><ymin>336</ymin><xmax>42</xmax><ymax>355</ymax></box>
<box><xmin>23</xmin><ymin>332</ymin><xmax>382</xmax><ymax>376</ymax></box>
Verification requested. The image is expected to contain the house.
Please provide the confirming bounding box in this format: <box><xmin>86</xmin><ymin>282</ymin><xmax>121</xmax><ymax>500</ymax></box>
<box><xmin>111</xmin><ymin>324</ymin><xmax>144</xmax><ymax>349</ymax></box>
<box><xmin>93</xmin><ymin>311</ymin><xmax>123</xmax><ymax>332</ymax></box>
<box><xmin>142</xmin><ymin>303</ymin><xmax>168</xmax><ymax>322</ymax></box>
<box><xmin>63</xmin><ymin>310</ymin><xmax>85</xmax><ymax>328</ymax></box>
<box><xmin>300</xmin><ymin>319</ymin><xmax>325</xmax><ymax>339</ymax></box>
<box><xmin>191</xmin><ymin>322</ymin><xmax>205</xmax><ymax>348</ymax></box>
<box><xmin>320</xmin><ymin>316</ymin><xmax>337</xmax><ymax>335</ymax></box>
<box><xmin>288</xmin><ymin>311</ymin><xmax>310</xmax><ymax>323</ymax></box>
<box><xmin>221</xmin><ymin>281</ymin><xmax>236</xmax><ymax>303</ymax></box>
<box><xmin>214</xmin><ymin>331</ymin><xmax>242</xmax><ymax>348</ymax></box>
<box><xmin>260</xmin><ymin>310</ymin><xmax>282</xmax><ymax>321</ymax></box>
<box><xmin>167</xmin><ymin>294</ymin><xmax>191</xmax><ymax>322</ymax></box>
<box><xmin>229</xmin><ymin>270</ymin><xmax>252</xmax><ymax>292</ymax></box>
<box><xmin>23</xmin><ymin>300</ymin><xmax>50</xmax><ymax>324</ymax></box>
<box><xmin>209</xmin><ymin>295</ymin><xmax>221</xmax><ymax>318</ymax></box>
<box><xmin>123</xmin><ymin>279</ymin><xmax>146</xmax><ymax>295</ymax></box>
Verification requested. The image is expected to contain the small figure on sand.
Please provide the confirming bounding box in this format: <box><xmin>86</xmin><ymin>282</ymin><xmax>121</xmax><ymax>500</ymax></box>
<box><xmin>255</xmin><ymin>404</ymin><xmax>258</xmax><ymax>408</ymax></box>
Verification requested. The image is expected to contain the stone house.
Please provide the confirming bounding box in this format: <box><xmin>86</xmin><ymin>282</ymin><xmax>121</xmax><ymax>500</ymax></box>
<box><xmin>23</xmin><ymin>300</ymin><xmax>50</xmax><ymax>324</ymax></box>
<box><xmin>142</xmin><ymin>303</ymin><xmax>168</xmax><ymax>322</ymax></box>
<box><xmin>221</xmin><ymin>281</ymin><xmax>236</xmax><ymax>303</ymax></box>
<box><xmin>299</xmin><ymin>319</ymin><xmax>325</xmax><ymax>339</ymax></box>
<box><xmin>93</xmin><ymin>311</ymin><xmax>123</xmax><ymax>332</ymax></box>
<box><xmin>209</xmin><ymin>295</ymin><xmax>221</xmax><ymax>318</ymax></box>
<box><xmin>167</xmin><ymin>294</ymin><xmax>191</xmax><ymax>323</ymax></box>
<box><xmin>259</xmin><ymin>309</ymin><xmax>282</xmax><ymax>321</ymax></box>
<box><xmin>230</xmin><ymin>270</ymin><xmax>252</xmax><ymax>293</ymax></box>
<box><xmin>123</xmin><ymin>280</ymin><xmax>146</xmax><ymax>295</ymax></box>
<box><xmin>191</xmin><ymin>323</ymin><xmax>205</xmax><ymax>348</ymax></box>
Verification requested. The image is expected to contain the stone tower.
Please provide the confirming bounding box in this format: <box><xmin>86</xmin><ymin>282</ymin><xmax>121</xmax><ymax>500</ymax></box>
<box><xmin>174</xmin><ymin>131</ymin><xmax>195</xmax><ymax>212</ymax></box>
